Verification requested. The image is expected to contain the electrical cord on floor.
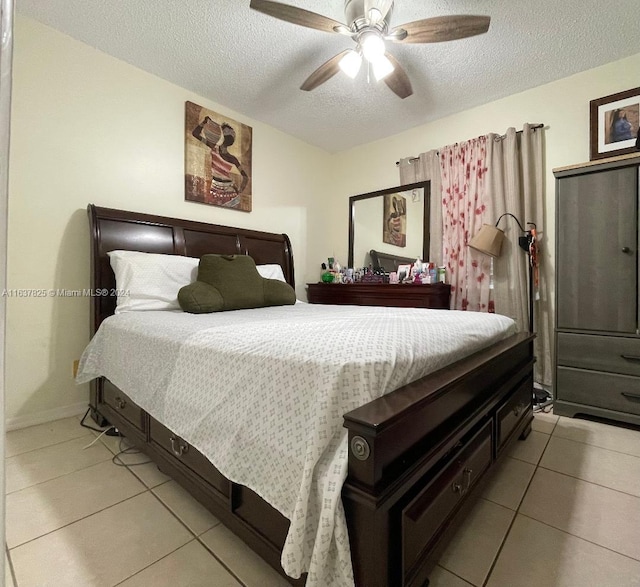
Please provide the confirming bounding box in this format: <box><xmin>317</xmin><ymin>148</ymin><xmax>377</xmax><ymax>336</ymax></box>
<box><xmin>83</xmin><ymin>425</ymin><xmax>115</xmax><ymax>449</ymax></box>
<box><xmin>79</xmin><ymin>406</ymin><xmax>152</xmax><ymax>466</ymax></box>
<box><xmin>533</xmin><ymin>401</ymin><xmax>554</xmax><ymax>413</ymax></box>
<box><xmin>112</xmin><ymin>436</ymin><xmax>152</xmax><ymax>467</ymax></box>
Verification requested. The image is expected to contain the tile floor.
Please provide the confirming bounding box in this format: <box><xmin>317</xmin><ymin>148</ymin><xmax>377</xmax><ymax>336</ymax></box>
<box><xmin>4</xmin><ymin>409</ymin><xmax>640</xmax><ymax>586</ymax></box>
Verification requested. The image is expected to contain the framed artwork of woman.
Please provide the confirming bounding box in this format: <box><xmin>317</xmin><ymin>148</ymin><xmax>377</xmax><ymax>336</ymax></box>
<box><xmin>383</xmin><ymin>193</ymin><xmax>407</xmax><ymax>247</ymax></box>
<box><xmin>185</xmin><ymin>101</ymin><xmax>253</xmax><ymax>212</ymax></box>
<box><xmin>590</xmin><ymin>87</ymin><xmax>640</xmax><ymax>160</ymax></box>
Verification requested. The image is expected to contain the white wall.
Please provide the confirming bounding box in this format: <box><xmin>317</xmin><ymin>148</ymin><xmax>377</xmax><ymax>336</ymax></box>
<box><xmin>7</xmin><ymin>16</ymin><xmax>333</xmax><ymax>427</ymax></box>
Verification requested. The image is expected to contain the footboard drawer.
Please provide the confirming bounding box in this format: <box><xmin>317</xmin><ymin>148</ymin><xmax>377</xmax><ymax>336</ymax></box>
<box><xmin>496</xmin><ymin>376</ymin><xmax>532</xmax><ymax>453</ymax></box>
<box><xmin>149</xmin><ymin>419</ymin><xmax>230</xmax><ymax>498</ymax></box>
<box><xmin>402</xmin><ymin>421</ymin><xmax>492</xmax><ymax>581</ymax></box>
<box><xmin>102</xmin><ymin>380</ymin><xmax>144</xmax><ymax>432</ymax></box>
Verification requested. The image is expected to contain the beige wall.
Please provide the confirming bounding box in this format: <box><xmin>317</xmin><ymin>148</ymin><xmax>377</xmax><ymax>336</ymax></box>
<box><xmin>7</xmin><ymin>16</ymin><xmax>333</xmax><ymax>427</ymax></box>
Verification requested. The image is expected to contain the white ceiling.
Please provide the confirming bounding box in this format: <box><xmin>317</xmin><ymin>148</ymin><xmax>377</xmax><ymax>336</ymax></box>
<box><xmin>16</xmin><ymin>0</ymin><xmax>640</xmax><ymax>152</ymax></box>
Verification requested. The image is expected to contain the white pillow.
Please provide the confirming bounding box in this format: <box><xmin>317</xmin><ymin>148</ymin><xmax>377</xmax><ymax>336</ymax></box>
<box><xmin>108</xmin><ymin>251</ymin><xmax>199</xmax><ymax>313</ymax></box>
<box><xmin>107</xmin><ymin>251</ymin><xmax>287</xmax><ymax>313</ymax></box>
<box><xmin>256</xmin><ymin>263</ymin><xmax>286</xmax><ymax>282</ymax></box>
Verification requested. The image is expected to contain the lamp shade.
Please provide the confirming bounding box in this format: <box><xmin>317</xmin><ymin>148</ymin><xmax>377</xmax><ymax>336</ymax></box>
<box><xmin>468</xmin><ymin>224</ymin><xmax>505</xmax><ymax>257</ymax></box>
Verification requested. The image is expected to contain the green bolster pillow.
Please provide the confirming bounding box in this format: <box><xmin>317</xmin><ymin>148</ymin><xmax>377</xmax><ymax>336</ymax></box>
<box><xmin>178</xmin><ymin>254</ymin><xmax>296</xmax><ymax>314</ymax></box>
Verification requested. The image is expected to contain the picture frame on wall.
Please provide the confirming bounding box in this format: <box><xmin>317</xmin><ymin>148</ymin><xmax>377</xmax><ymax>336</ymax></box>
<box><xmin>184</xmin><ymin>101</ymin><xmax>253</xmax><ymax>212</ymax></box>
<box><xmin>589</xmin><ymin>87</ymin><xmax>640</xmax><ymax>161</ymax></box>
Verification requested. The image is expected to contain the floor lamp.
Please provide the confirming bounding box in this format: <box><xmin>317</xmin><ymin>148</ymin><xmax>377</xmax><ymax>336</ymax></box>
<box><xmin>469</xmin><ymin>215</ymin><xmax>551</xmax><ymax>407</ymax></box>
<box><xmin>468</xmin><ymin>213</ymin><xmax>536</xmax><ymax>333</ymax></box>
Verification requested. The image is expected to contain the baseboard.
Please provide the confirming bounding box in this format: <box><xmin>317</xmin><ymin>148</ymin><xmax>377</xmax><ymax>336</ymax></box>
<box><xmin>6</xmin><ymin>401</ymin><xmax>88</xmax><ymax>431</ymax></box>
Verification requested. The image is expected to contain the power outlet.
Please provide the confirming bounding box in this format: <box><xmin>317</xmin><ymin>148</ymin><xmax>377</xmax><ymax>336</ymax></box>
<box><xmin>72</xmin><ymin>359</ymin><xmax>80</xmax><ymax>378</ymax></box>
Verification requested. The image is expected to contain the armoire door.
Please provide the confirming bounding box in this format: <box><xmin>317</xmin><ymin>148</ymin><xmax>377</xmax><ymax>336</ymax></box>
<box><xmin>557</xmin><ymin>166</ymin><xmax>638</xmax><ymax>333</ymax></box>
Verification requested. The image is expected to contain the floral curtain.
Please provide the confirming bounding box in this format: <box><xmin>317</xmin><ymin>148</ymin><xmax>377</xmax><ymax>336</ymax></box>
<box><xmin>399</xmin><ymin>126</ymin><xmax>549</xmax><ymax>386</ymax></box>
<box><xmin>440</xmin><ymin>137</ymin><xmax>493</xmax><ymax>311</ymax></box>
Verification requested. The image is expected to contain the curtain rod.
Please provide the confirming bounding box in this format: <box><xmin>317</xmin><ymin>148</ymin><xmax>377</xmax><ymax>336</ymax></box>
<box><xmin>395</xmin><ymin>123</ymin><xmax>545</xmax><ymax>166</ymax></box>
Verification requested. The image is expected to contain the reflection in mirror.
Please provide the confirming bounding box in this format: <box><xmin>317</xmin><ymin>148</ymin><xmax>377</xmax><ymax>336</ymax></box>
<box><xmin>348</xmin><ymin>181</ymin><xmax>430</xmax><ymax>271</ymax></box>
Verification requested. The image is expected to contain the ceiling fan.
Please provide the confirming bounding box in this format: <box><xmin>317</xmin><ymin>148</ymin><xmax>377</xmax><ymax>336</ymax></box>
<box><xmin>249</xmin><ymin>0</ymin><xmax>490</xmax><ymax>99</ymax></box>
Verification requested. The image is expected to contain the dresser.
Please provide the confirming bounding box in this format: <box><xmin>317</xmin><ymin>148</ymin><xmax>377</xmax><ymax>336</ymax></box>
<box><xmin>554</xmin><ymin>154</ymin><xmax>640</xmax><ymax>426</ymax></box>
<box><xmin>306</xmin><ymin>282</ymin><xmax>451</xmax><ymax>309</ymax></box>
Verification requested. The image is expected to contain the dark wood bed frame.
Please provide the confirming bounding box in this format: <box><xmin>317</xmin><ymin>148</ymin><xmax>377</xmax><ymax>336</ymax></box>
<box><xmin>87</xmin><ymin>204</ymin><xmax>534</xmax><ymax>587</ymax></box>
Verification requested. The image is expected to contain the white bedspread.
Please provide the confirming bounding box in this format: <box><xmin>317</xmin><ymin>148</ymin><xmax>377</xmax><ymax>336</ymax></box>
<box><xmin>77</xmin><ymin>303</ymin><xmax>516</xmax><ymax>586</ymax></box>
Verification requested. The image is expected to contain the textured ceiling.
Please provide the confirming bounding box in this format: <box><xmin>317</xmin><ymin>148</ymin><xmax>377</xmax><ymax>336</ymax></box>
<box><xmin>16</xmin><ymin>0</ymin><xmax>640</xmax><ymax>152</ymax></box>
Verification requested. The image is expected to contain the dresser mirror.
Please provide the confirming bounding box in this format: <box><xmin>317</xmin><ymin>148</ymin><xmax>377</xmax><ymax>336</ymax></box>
<box><xmin>348</xmin><ymin>181</ymin><xmax>431</xmax><ymax>272</ymax></box>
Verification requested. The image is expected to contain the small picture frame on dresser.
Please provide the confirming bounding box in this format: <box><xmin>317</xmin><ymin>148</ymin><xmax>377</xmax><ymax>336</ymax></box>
<box><xmin>397</xmin><ymin>264</ymin><xmax>412</xmax><ymax>283</ymax></box>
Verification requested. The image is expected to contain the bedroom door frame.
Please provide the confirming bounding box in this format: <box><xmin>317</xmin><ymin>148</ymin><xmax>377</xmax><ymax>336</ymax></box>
<box><xmin>0</xmin><ymin>0</ymin><xmax>15</xmax><ymax>577</ymax></box>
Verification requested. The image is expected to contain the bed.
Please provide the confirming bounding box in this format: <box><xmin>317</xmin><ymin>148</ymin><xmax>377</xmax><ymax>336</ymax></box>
<box><xmin>81</xmin><ymin>204</ymin><xmax>534</xmax><ymax>587</ymax></box>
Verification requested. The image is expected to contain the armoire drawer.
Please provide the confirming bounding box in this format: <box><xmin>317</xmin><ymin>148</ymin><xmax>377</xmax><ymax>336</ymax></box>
<box><xmin>557</xmin><ymin>333</ymin><xmax>640</xmax><ymax>377</ymax></box>
<box><xmin>496</xmin><ymin>376</ymin><xmax>532</xmax><ymax>453</ymax></box>
<box><xmin>149</xmin><ymin>419</ymin><xmax>230</xmax><ymax>498</ymax></box>
<box><xmin>102</xmin><ymin>380</ymin><xmax>144</xmax><ymax>432</ymax></box>
<box><xmin>401</xmin><ymin>421</ymin><xmax>492</xmax><ymax>578</ymax></box>
<box><xmin>556</xmin><ymin>367</ymin><xmax>640</xmax><ymax>416</ymax></box>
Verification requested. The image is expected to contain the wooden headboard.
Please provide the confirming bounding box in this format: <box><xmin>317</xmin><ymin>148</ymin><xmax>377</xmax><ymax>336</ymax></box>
<box><xmin>88</xmin><ymin>204</ymin><xmax>295</xmax><ymax>335</ymax></box>
<box><xmin>369</xmin><ymin>249</ymin><xmax>416</xmax><ymax>273</ymax></box>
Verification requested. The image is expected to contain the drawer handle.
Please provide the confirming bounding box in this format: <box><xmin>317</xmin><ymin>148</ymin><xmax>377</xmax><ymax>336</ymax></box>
<box><xmin>452</xmin><ymin>468</ymin><xmax>473</xmax><ymax>496</ymax></box>
<box><xmin>513</xmin><ymin>402</ymin><xmax>528</xmax><ymax>418</ymax></box>
<box><xmin>169</xmin><ymin>436</ymin><xmax>189</xmax><ymax>457</ymax></box>
<box><xmin>114</xmin><ymin>397</ymin><xmax>127</xmax><ymax>410</ymax></box>
<box><xmin>621</xmin><ymin>354</ymin><xmax>640</xmax><ymax>362</ymax></box>
<box><xmin>621</xmin><ymin>392</ymin><xmax>640</xmax><ymax>403</ymax></box>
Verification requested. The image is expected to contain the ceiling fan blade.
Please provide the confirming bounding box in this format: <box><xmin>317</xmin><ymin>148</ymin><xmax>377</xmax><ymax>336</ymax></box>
<box><xmin>392</xmin><ymin>15</ymin><xmax>490</xmax><ymax>44</ymax></box>
<box><xmin>250</xmin><ymin>0</ymin><xmax>345</xmax><ymax>34</ymax></box>
<box><xmin>383</xmin><ymin>53</ymin><xmax>413</xmax><ymax>99</ymax></box>
<box><xmin>300</xmin><ymin>50</ymin><xmax>351</xmax><ymax>92</ymax></box>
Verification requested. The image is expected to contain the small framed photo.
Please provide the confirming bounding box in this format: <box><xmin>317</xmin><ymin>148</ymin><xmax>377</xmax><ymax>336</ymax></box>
<box><xmin>589</xmin><ymin>87</ymin><xmax>640</xmax><ymax>160</ymax></box>
<box><xmin>397</xmin><ymin>264</ymin><xmax>412</xmax><ymax>283</ymax></box>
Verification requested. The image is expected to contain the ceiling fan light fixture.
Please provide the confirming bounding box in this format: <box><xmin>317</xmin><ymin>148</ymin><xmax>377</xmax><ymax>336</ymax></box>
<box><xmin>371</xmin><ymin>53</ymin><xmax>394</xmax><ymax>81</ymax></box>
<box><xmin>361</xmin><ymin>31</ymin><xmax>385</xmax><ymax>61</ymax></box>
<box><xmin>339</xmin><ymin>49</ymin><xmax>363</xmax><ymax>79</ymax></box>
